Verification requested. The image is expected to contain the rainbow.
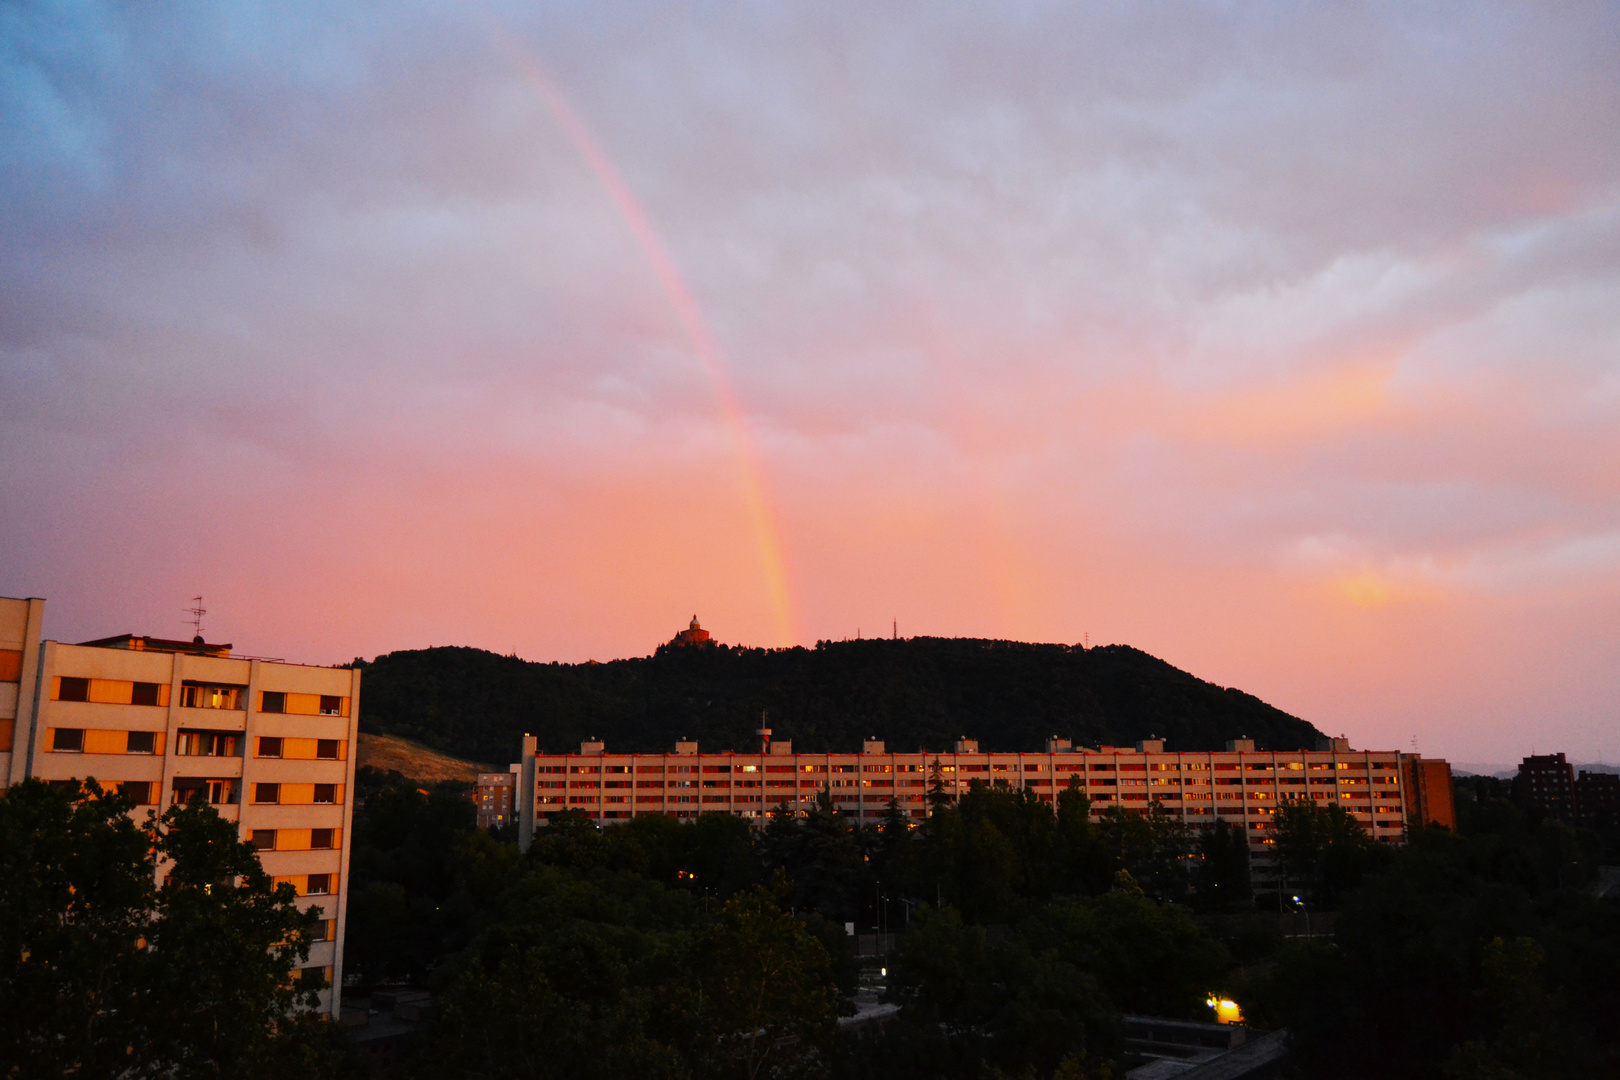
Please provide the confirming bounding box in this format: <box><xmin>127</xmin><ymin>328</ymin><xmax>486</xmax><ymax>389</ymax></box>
<box><xmin>493</xmin><ymin>39</ymin><xmax>799</xmax><ymax>646</ymax></box>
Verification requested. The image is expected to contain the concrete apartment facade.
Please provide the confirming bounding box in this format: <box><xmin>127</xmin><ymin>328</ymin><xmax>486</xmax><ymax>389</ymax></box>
<box><xmin>474</xmin><ymin>769</ymin><xmax>517</xmax><ymax>830</ymax></box>
<box><xmin>0</xmin><ymin>597</ymin><xmax>358</xmax><ymax>1019</ymax></box>
<box><xmin>517</xmin><ymin>732</ymin><xmax>1454</xmax><ymax>888</ymax></box>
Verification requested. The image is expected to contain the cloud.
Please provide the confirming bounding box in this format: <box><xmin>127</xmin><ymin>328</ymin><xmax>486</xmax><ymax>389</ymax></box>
<box><xmin>2</xmin><ymin>1</ymin><xmax>1619</xmax><ymax>760</ymax></box>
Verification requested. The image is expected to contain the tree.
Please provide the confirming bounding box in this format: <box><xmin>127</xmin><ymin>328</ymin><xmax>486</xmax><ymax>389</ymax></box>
<box><xmin>1194</xmin><ymin>818</ymin><xmax>1252</xmax><ymax>912</ymax></box>
<box><xmin>1274</xmin><ymin>797</ymin><xmax>1382</xmax><ymax>907</ymax></box>
<box><xmin>1096</xmin><ymin>803</ymin><xmax>1193</xmax><ymax>904</ymax></box>
<box><xmin>926</xmin><ymin>757</ymin><xmax>954</xmax><ymax>814</ymax></box>
<box><xmin>695</xmin><ymin>888</ymin><xmax>843</xmax><ymax>1080</ymax></box>
<box><xmin>0</xmin><ymin>778</ymin><xmax>343</xmax><ymax>1079</ymax></box>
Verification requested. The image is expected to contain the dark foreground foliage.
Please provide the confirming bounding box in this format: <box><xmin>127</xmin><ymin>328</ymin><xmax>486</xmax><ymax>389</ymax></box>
<box><xmin>361</xmin><ymin>769</ymin><xmax>1619</xmax><ymax>1080</ymax></box>
<box><xmin>1246</xmin><ymin>779</ymin><xmax>1620</xmax><ymax>1079</ymax></box>
<box><xmin>0</xmin><ymin>778</ymin><xmax>359</xmax><ymax>1080</ymax></box>
<box><xmin>356</xmin><ymin>637</ymin><xmax>1324</xmax><ymax>764</ymax></box>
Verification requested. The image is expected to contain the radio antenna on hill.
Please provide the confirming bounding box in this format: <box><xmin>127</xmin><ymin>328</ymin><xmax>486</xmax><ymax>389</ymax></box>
<box><xmin>892</xmin><ymin>619</ymin><xmax>897</xmax><ymax>640</ymax></box>
<box><xmin>183</xmin><ymin>596</ymin><xmax>206</xmax><ymax>641</ymax></box>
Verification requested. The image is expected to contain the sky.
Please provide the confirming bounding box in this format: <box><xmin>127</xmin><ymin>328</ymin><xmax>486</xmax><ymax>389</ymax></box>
<box><xmin>3</xmin><ymin>2</ymin><xmax>1619</xmax><ymax>766</ymax></box>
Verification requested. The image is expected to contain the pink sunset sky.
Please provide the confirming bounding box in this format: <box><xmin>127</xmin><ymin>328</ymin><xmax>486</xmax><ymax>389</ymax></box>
<box><xmin>3</xmin><ymin>3</ymin><xmax>1618</xmax><ymax>766</ymax></box>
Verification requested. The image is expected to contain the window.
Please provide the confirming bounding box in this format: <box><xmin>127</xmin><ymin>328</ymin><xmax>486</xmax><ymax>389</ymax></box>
<box><xmin>257</xmin><ymin>736</ymin><xmax>283</xmax><ymax>758</ymax></box>
<box><xmin>177</xmin><ymin>731</ymin><xmax>240</xmax><ymax>757</ymax></box>
<box><xmin>118</xmin><ymin>781</ymin><xmax>153</xmax><ymax>804</ymax></box>
<box><xmin>307</xmin><ymin>873</ymin><xmax>331</xmax><ymax>895</ymax></box>
<box><xmin>251</xmin><ymin>829</ymin><xmax>277</xmax><ymax>851</ymax></box>
<box><xmin>131</xmin><ymin>682</ymin><xmax>163</xmax><ymax>706</ymax></box>
<box><xmin>58</xmin><ymin>677</ymin><xmax>89</xmax><ymax>702</ymax></box>
<box><xmin>316</xmin><ymin>739</ymin><xmax>339</xmax><ymax>760</ymax></box>
<box><xmin>254</xmin><ymin>783</ymin><xmax>281</xmax><ymax>804</ymax></box>
<box><xmin>173</xmin><ymin>779</ymin><xmax>235</xmax><ymax>805</ymax></box>
<box><xmin>319</xmin><ymin>695</ymin><xmax>341</xmax><ymax>716</ymax></box>
<box><xmin>260</xmin><ymin>691</ymin><xmax>286</xmax><ymax>714</ymax></box>
<box><xmin>126</xmin><ymin>730</ymin><xmax>156</xmax><ymax>754</ymax></box>
<box><xmin>313</xmin><ymin>784</ymin><xmax>336</xmax><ymax>804</ymax></box>
<box><xmin>180</xmin><ymin>683</ymin><xmax>243</xmax><ymax>710</ymax></box>
<box><xmin>300</xmin><ymin>966</ymin><xmax>329</xmax><ymax>988</ymax></box>
<box><xmin>310</xmin><ymin>828</ymin><xmax>334</xmax><ymax>849</ymax></box>
<box><xmin>52</xmin><ymin>728</ymin><xmax>84</xmax><ymax>752</ymax></box>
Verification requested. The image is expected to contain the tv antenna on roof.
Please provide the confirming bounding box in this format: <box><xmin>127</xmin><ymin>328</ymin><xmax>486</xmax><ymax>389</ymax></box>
<box><xmin>184</xmin><ymin>596</ymin><xmax>206</xmax><ymax>641</ymax></box>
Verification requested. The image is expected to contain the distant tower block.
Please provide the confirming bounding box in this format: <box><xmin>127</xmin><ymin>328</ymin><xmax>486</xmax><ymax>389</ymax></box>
<box><xmin>669</xmin><ymin>615</ymin><xmax>716</xmax><ymax>648</ymax></box>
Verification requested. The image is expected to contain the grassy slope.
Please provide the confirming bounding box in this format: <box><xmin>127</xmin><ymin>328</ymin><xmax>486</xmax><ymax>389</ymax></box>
<box><xmin>356</xmin><ymin>731</ymin><xmax>490</xmax><ymax>784</ymax></box>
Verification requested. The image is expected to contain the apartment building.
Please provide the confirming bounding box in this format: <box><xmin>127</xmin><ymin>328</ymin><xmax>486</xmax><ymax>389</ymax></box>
<box><xmin>516</xmin><ymin>731</ymin><xmax>1454</xmax><ymax>886</ymax></box>
<box><xmin>0</xmin><ymin>596</ymin><xmax>359</xmax><ymax>1020</ymax></box>
<box><xmin>1513</xmin><ymin>752</ymin><xmax>1620</xmax><ymax>828</ymax></box>
<box><xmin>1513</xmin><ymin>753</ymin><xmax>1578</xmax><ymax>818</ymax></box>
<box><xmin>474</xmin><ymin>769</ymin><xmax>517</xmax><ymax>829</ymax></box>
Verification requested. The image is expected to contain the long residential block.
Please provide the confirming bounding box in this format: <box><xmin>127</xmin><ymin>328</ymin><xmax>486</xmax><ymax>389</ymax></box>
<box><xmin>517</xmin><ymin>733</ymin><xmax>1454</xmax><ymax>884</ymax></box>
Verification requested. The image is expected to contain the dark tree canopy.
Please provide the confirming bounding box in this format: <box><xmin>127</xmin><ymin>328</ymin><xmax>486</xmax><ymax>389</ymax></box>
<box><xmin>0</xmin><ymin>779</ymin><xmax>352</xmax><ymax>1080</ymax></box>
<box><xmin>357</xmin><ymin>637</ymin><xmax>1324</xmax><ymax>764</ymax></box>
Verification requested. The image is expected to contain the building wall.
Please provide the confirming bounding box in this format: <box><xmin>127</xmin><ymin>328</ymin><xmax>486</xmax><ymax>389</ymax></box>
<box><xmin>0</xmin><ymin>597</ymin><xmax>47</xmax><ymax>789</ymax></box>
<box><xmin>6</xmin><ymin>606</ymin><xmax>359</xmax><ymax>1020</ymax></box>
<box><xmin>518</xmin><ymin>738</ymin><xmax>1432</xmax><ymax>881</ymax></box>
<box><xmin>1513</xmin><ymin>753</ymin><xmax>1578</xmax><ymax>819</ymax></box>
<box><xmin>475</xmin><ymin>770</ymin><xmax>516</xmax><ymax>829</ymax></box>
<box><xmin>1403</xmin><ymin>757</ymin><xmax>1457</xmax><ymax>830</ymax></box>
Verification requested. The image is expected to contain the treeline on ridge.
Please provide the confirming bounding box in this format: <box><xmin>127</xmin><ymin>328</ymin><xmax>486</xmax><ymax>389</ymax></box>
<box><xmin>356</xmin><ymin>636</ymin><xmax>1324</xmax><ymax>765</ymax></box>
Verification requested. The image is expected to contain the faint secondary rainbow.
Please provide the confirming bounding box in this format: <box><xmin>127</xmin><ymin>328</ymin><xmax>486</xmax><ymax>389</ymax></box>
<box><xmin>496</xmin><ymin>43</ymin><xmax>798</xmax><ymax>645</ymax></box>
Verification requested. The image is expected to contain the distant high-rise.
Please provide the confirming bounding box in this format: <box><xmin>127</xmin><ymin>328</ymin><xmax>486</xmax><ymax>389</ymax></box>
<box><xmin>1577</xmin><ymin>770</ymin><xmax>1620</xmax><ymax>829</ymax></box>
<box><xmin>1513</xmin><ymin>753</ymin><xmax>1578</xmax><ymax>819</ymax></box>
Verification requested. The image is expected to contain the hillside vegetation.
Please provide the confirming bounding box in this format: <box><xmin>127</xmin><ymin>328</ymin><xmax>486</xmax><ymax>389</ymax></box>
<box><xmin>356</xmin><ymin>637</ymin><xmax>1324</xmax><ymax>765</ymax></box>
<box><xmin>355</xmin><ymin>732</ymin><xmax>489</xmax><ymax>783</ymax></box>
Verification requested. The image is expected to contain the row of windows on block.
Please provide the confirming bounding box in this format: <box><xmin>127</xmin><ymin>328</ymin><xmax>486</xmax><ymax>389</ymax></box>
<box><xmin>48</xmin><ymin>728</ymin><xmax>344</xmax><ymax>760</ymax></box>
<box><xmin>544</xmin><ymin>783</ymin><xmax>1403</xmax><ymax>804</ymax></box>
<box><xmin>46</xmin><ymin>778</ymin><xmax>345</xmax><ymax>807</ymax></box>
<box><xmin>51</xmin><ymin>677</ymin><xmax>348</xmax><ymax>716</ymax></box>
<box><xmin>273</xmin><ymin>872</ymin><xmax>339</xmax><ymax>897</ymax></box>
<box><xmin>542</xmin><ymin>777</ymin><xmax>1397</xmax><ymax>791</ymax></box>
<box><xmin>536</xmin><ymin>761</ymin><xmax>1400</xmax><ymax>775</ymax></box>
<box><xmin>249</xmin><ymin>827</ymin><xmax>342</xmax><ymax>851</ymax></box>
<box><xmin>160</xmin><ymin>780</ymin><xmax>344</xmax><ymax>805</ymax></box>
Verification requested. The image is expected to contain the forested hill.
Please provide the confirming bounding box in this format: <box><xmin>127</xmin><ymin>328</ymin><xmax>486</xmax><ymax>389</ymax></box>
<box><xmin>356</xmin><ymin>637</ymin><xmax>1325</xmax><ymax>766</ymax></box>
